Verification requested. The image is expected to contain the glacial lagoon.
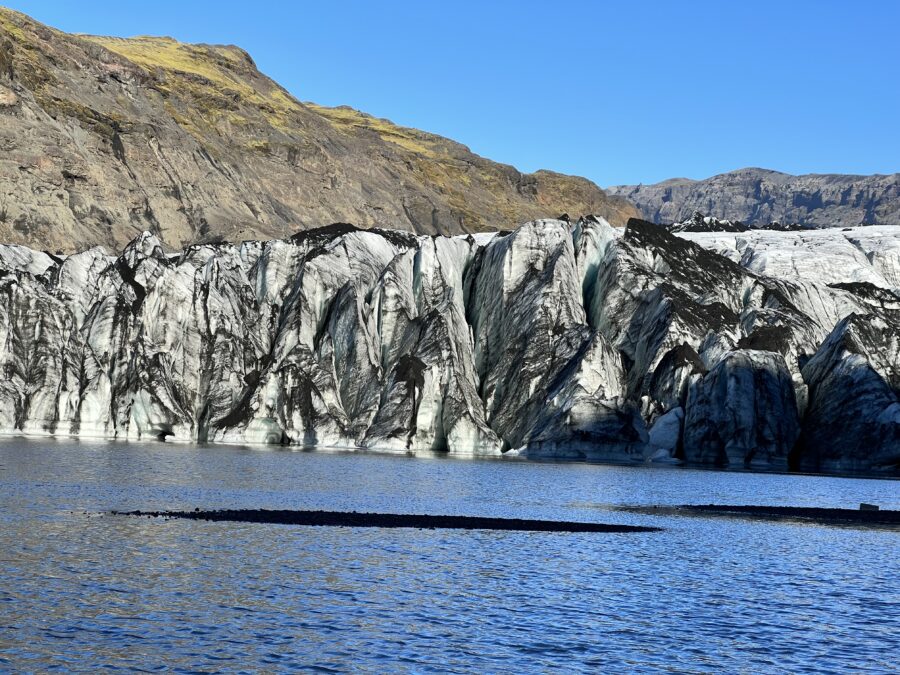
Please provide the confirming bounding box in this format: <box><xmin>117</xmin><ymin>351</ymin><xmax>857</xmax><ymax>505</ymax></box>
<box><xmin>1</xmin><ymin>438</ymin><xmax>898</xmax><ymax>672</ymax></box>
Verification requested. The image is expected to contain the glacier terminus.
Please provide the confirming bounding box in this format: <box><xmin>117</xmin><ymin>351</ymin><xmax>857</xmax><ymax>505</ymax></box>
<box><xmin>0</xmin><ymin>217</ymin><xmax>898</xmax><ymax>475</ymax></box>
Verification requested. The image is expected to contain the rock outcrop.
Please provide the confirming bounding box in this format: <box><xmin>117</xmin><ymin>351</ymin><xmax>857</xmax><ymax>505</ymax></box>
<box><xmin>1</xmin><ymin>217</ymin><xmax>898</xmax><ymax>474</ymax></box>
<box><xmin>608</xmin><ymin>168</ymin><xmax>900</xmax><ymax>228</ymax></box>
<box><xmin>0</xmin><ymin>8</ymin><xmax>636</xmax><ymax>253</ymax></box>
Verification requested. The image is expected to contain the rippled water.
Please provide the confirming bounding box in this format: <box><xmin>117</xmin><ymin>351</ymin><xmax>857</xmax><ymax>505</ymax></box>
<box><xmin>1</xmin><ymin>439</ymin><xmax>898</xmax><ymax>672</ymax></box>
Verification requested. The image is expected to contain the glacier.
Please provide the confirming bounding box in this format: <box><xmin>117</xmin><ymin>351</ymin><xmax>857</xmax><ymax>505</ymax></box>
<box><xmin>0</xmin><ymin>217</ymin><xmax>898</xmax><ymax>474</ymax></box>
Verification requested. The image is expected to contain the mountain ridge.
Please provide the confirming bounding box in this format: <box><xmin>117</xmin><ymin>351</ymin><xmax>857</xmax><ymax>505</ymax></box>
<box><xmin>609</xmin><ymin>167</ymin><xmax>900</xmax><ymax>227</ymax></box>
<box><xmin>0</xmin><ymin>7</ymin><xmax>636</xmax><ymax>252</ymax></box>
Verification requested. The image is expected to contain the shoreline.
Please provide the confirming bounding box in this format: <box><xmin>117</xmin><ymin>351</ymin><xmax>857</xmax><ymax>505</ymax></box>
<box><xmin>1</xmin><ymin>434</ymin><xmax>897</xmax><ymax>481</ymax></box>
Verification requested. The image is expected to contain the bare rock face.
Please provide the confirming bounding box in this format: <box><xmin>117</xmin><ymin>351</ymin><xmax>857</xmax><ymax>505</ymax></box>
<box><xmin>0</xmin><ymin>213</ymin><xmax>898</xmax><ymax>474</ymax></box>
<box><xmin>0</xmin><ymin>84</ymin><xmax>16</xmax><ymax>106</ymax></box>
<box><xmin>608</xmin><ymin>168</ymin><xmax>900</xmax><ymax>228</ymax></box>
<box><xmin>0</xmin><ymin>8</ymin><xmax>636</xmax><ymax>254</ymax></box>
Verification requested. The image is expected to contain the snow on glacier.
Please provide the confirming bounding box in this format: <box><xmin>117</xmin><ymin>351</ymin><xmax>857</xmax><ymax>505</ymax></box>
<box><xmin>677</xmin><ymin>225</ymin><xmax>900</xmax><ymax>290</ymax></box>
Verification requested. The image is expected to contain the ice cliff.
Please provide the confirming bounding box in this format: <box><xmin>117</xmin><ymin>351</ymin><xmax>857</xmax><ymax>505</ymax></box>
<box><xmin>1</xmin><ymin>218</ymin><xmax>898</xmax><ymax>474</ymax></box>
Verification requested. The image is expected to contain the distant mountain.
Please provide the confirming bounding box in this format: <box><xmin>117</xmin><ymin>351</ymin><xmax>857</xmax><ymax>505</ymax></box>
<box><xmin>608</xmin><ymin>168</ymin><xmax>900</xmax><ymax>228</ymax></box>
<box><xmin>0</xmin><ymin>8</ymin><xmax>636</xmax><ymax>252</ymax></box>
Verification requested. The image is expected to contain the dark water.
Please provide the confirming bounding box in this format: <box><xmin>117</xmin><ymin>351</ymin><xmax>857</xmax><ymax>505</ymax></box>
<box><xmin>1</xmin><ymin>439</ymin><xmax>898</xmax><ymax>673</ymax></box>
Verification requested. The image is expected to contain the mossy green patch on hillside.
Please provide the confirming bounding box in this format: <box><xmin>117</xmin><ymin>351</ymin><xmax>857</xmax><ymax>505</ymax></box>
<box><xmin>0</xmin><ymin>8</ymin><xmax>31</xmax><ymax>42</ymax></box>
<box><xmin>83</xmin><ymin>35</ymin><xmax>303</xmax><ymax>133</ymax></box>
<box><xmin>307</xmin><ymin>104</ymin><xmax>440</xmax><ymax>157</ymax></box>
<box><xmin>84</xmin><ymin>36</ymin><xmax>243</xmax><ymax>89</ymax></box>
<box><xmin>0</xmin><ymin>8</ymin><xmax>58</xmax><ymax>91</ymax></box>
<box><xmin>61</xmin><ymin>30</ymin><xmax>461</xmax><ymax>166</ymax></box>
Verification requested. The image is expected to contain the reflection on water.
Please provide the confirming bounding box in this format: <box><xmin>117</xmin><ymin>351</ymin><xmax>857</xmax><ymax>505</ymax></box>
<box><xmin>1</xmin><ymin>438</ymin><xmax>898</xmax><ymax>672</ymax></box>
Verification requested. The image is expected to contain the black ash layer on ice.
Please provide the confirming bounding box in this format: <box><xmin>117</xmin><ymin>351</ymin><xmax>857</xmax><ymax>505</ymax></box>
<box><xmin>1</xmin><ymin>217</ymin><xmax>897</xmax><ymax>474</ymax></box>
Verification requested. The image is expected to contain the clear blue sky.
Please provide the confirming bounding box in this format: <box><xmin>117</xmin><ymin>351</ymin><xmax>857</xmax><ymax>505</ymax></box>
<box><xmin>7</xmin><ymin>0</ymin><xmax>900</xmax><ymax>186</ymax></box>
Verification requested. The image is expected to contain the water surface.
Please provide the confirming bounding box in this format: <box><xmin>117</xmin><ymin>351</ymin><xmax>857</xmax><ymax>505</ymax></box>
<box><xmin>1</xmin><ymin>439</ymin><xmax>898</xmax><ymax>672</ymax></box>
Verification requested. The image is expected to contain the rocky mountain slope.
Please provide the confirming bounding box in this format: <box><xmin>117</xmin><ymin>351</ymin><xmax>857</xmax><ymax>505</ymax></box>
<box><xmin>1</xmin><ymin>217</ymin><xmax>897</xmax><ymax>474</ymax></box>
<box><xmin>0</xmin><ymin>8</ymin><xmax>636</xmax><ymax>253</ymax></box>
<box><xmin>609</xmin><ymin>168</ymin><xmax>900</xmax><ymax>228</ymax></box>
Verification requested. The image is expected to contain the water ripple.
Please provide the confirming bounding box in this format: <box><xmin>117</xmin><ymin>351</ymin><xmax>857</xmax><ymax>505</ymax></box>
<box><xmin>1</xmin><ymin>439</ymin><xmax>898</xmax><ymax>672</ymax></box>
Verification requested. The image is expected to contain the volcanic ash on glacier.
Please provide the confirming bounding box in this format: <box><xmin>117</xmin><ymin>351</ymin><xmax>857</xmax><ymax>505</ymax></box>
<box><xmin>0</xmin><ymin>218</ymin><xmax>897</xmax><ymax>474</ymax></box>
